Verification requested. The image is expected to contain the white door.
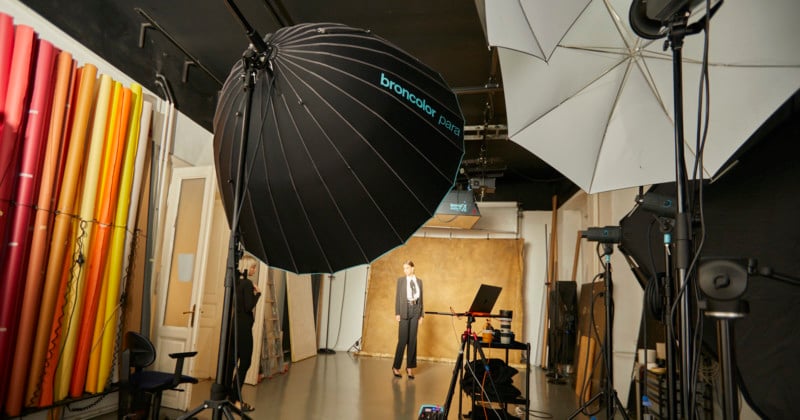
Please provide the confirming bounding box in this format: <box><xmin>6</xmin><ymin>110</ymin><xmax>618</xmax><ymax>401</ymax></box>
<box><xmin>194</xmin><ymin>194</ymin><xmax>228</xmax><ymax>379</ymax></box>
<box><xmin>153</xmin><ymin>166</ymin><xmax>215</xmax><ymax>410</ymax></box>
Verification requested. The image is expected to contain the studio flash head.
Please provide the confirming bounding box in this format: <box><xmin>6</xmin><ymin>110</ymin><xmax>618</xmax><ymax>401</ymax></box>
<box><xmin>581</xmin><ymin>226</ymin><xmax>622</xmax><ymax>244</ymax></box>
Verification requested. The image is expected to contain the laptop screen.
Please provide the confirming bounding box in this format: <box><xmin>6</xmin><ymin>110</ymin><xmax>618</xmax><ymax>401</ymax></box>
<box><xmin>467</xmin><ymin>284</ymin><xmax>502</xmax><ymax>314</ymax></box>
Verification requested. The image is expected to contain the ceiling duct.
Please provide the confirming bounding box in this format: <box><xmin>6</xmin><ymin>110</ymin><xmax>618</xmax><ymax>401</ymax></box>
<box><xmin>463</xmin><ymin>124</ymin><xmax>507</xmax><ymax>141</ymax></box>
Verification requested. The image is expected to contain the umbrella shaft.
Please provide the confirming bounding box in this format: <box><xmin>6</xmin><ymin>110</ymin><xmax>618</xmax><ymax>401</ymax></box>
<box><xmin>668</xmin><ymin>26</ymin><xmax>697</xmax><ymax>420</ymax></box>
<box><xmin>214</xmin><ymin>58</ymin><xmax>257</xmax><ymax>391</ymax></box>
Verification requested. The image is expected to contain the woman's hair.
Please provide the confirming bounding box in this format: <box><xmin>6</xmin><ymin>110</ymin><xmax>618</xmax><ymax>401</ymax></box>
<box><xmin>403</xmin><ymin>260</ymin><xmax>414</xmax><ymax>267</ymax></box>
<box><xmin>239</xmin><ymin>255</ymin><xmax>258</xmax><ymax>272</ymax></box>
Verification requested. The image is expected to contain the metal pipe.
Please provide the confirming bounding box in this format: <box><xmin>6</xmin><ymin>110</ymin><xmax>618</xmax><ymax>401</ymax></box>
<box><xmin>135</xmin><ymin>8</ymin><xmax>223</xmax><ymax>85</ymax></box>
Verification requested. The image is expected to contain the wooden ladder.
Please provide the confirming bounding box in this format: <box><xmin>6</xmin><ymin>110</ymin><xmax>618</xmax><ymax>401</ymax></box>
<box><xmin>261</xmin><ymin>271</ymin><xmax>287</xmax><ymax>378</ymax></box>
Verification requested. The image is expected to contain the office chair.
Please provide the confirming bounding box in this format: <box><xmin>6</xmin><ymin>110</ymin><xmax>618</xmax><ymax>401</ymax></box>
<box><xmin>119</xmin><ymin>331</ymin><xmax>198</xmax><ymax>419</ymax></box>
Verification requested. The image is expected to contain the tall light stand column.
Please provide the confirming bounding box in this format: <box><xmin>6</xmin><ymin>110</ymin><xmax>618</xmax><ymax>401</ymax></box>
<box><xmin>318</xmin><ymin>274</ymin><xmax>336</xmax><ymax>354</ymax></box>
<box><xmin>666</xmin><ymin>17</ymin><xmax>697</xmax><ymax>419</ymax></box>
<box><xmin>570</xmin><ymin>230</ymin><xmax>629</xmax><ymax>420</ymax></box>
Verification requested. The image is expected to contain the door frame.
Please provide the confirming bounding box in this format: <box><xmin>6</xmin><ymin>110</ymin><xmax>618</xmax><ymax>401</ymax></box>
<box><xmin>152</xmin><ymin>165</ymin><xmax>215</xmax><ymax>410</ymax></box>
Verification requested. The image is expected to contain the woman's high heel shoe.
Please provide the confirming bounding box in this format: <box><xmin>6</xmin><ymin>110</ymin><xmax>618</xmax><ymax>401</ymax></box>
<box><xmin>392</xmin><ymin>368</ymin><xmax>402</xmax><ymax>378</ymax></box>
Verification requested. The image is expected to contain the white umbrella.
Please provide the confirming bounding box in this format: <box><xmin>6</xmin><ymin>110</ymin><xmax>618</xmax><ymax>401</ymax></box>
<box><xmin>498</xmin><ymin>0</ymin><xmax>800</xmax><ymax>193</ymax></box>
<box><xmin>476</xmin><ymin>0</ymin><xmax>590</xmax><ymax>62</ymax></box>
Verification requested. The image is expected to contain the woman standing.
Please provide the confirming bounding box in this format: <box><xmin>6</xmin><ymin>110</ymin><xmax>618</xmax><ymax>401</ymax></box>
<box><xmin>393</xmin><ymin>260</ymin><xmax>423</xmax><ymax>378</ymax></box>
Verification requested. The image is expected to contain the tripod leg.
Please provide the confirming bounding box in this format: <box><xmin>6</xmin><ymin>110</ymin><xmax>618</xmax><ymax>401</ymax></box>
<box><xmin>568</xmin><ymin>391</ymin><xmax>603</xmax><ymax>419</ymax></box>
<box><xmin>179</xmin><ymin>402</ymin><xmax>208</xmax><ymax>419</ymax></box>
<box><xmin>570</xmin><ymin>248</ymin><xmax>631</xmax><ymax>420</ymax></box>
<box><xmin>177</xmin><ymin>399</ymin><xmax>250</xmax><ymax>420</ymax></box>
<box><xmin>441</xmin><ymin>336</ymin><xmax>467</xmax><ymax>417</ymax></box>
<box><xmin>612</xmin><ymin>390</ymin><xmax>631</xmax><ymax>420</ymax></box>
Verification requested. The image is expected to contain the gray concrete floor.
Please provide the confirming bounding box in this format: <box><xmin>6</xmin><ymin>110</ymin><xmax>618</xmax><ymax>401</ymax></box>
<box><xmin>125</xmin><ymin>352</ymin><xmax>621</xmax><ymax>419</ymax></box>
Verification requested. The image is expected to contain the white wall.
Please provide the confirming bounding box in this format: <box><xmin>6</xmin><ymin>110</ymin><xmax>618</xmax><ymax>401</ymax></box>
<box><xmin>317</xmin><ymin>265</ymin><xmax>370</xmax><ymax>352</ymax></box>
<box><xmin>519</xmin><ymin>210</ymin><xmax>550</xmax><ymax>364</ymax></box>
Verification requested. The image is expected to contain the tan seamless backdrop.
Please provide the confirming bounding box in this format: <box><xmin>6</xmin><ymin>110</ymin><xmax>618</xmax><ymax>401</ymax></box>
<box><xmin>361</xmin><ymin>236</ymin><xmax>525</xmax><ymax>364</ymax></box>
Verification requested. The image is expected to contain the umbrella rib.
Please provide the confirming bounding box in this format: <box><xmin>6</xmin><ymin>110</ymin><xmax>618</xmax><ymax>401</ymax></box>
<box><xmin>280</xmin><ymin>49</ymin><xmax>462</xmax><ymax>169</ymax></box>
<box><xmin>251</xmin><ymin>76</ymin><xmax>304</xmax><ymax>273</ymax></box>
<box><xmin>569</xmin><ymin>41</ymin><xmax>800</xmax><ymax>69</ymax></box>
<box><xmin>518</xmin><ymin>0</ymin><xmax>545</xmax><ymax>61</ymax></box>
<box><xmin>272</xmin><ymin>59</ymin><xmax>410</xmax><ymax>243</ymax></box>
<box><xmin>273</xmin><ymin>91</ymin><xmax>338</xmax><ymax>272</ymax></box>
<box><xmin>640</xmin><ymin>49</ymin><xmax>800</xmax><ymax>68</ymax></box>
<box><xmin>603</xmin><ymin>0</ymin><xmax>636</xmax><ymax>54</ymax></box>
<box><xmin>274</xmin><ymin>54</ymin><xmax>457</xmax><ymax>205</ymax></box>
<box><xmin>509</xmin><ymin>57</ymin><xmax>629</xmax><ymax>139</ymax></box>
<box><xmin>241</xmin><ymin>76</ymin><xmax>283</xmax><ymax>268</ymax></box>
<box><xmin>258</xmin><ymin>103</ymin><xmax>303</xmax><ymax>273</ymax></box>
<box><xmin>279</xmin><ymin>88</ymin><xmax>369</xmax><ymax>268</ymax></box>
<box><xmin>280</xmin><ymin>36</ymin><xmax>464</xmax><ymax>119</ymax></box>
<box><xmin>560</xmin><ymin>44</ymin><xmax>632</xmax><ymax>57</ymax></box>
<box><xmin>590</xmin><ymin>57</ymin><xmax>636</xmax><ymax>190</ymax></box>
<box><xmin>635</xmin><ymin>46</ymin><xmax>672</xmax><ymax>119</ymax></box>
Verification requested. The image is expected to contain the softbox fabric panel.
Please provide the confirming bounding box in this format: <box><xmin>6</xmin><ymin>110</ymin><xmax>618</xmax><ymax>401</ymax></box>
<box><xmin>619</xmin><ymin>90</ymin><xmax>800</xmax><ymax>419</ymax></box>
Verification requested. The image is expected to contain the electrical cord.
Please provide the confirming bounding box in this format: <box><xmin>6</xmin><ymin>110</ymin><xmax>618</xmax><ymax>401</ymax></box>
<box><xmin>685</xmin><ymin>4</ymin><xmax>713</xmax><ymax>418</ymax></box>
<box><xmin>644</xmin><ymin>271</ymin><xmax>664</xmax><ymax>321</ymax></box>
<box><xmin>517</xmin><ymin>406</ymin><xmax>554</xmax><ymax>419</ymax></box>
<box><xmin>448</xmin><ymin>310</ymin><xmax>509</xmax><ymax>420</ymax></box>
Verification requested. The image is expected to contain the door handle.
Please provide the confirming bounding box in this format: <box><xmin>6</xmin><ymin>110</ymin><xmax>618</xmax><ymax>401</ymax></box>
<box><xmin>183</xmin><ymin>304</ymin><xmax>196</xmax><ymax>327</ymax></box>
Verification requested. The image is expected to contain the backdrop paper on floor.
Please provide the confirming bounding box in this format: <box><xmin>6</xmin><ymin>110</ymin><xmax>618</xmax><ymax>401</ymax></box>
<box><xmin>361</xmin><ymin>237</ymin><xmax>524</xmax><ymax>364</ymax></box>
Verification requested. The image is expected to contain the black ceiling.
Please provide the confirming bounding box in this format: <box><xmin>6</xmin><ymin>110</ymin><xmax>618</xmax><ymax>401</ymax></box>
<box><xmin>19</xmin><ymin>0</ymin><xmax>580</xmax><ymax>210</ymax></box>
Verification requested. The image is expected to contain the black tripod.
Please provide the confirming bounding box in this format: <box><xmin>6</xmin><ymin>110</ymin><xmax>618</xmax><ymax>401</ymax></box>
<box><xmin>570</xmin><ymin>244</ymin><xmax>629</xmax><ymax>420</ymax></box>
<box><xmin>431</xmin><ymin>313</ymin><xmax>505</xmax><ymax>420</ymax></box>
<box><xmin>179</xmin><ymin>3</ymin><xmax>268</xmax><ymax>419</ymax></box>
<box><xmin>178</xmin><ymin>57</ymin><xmax>254</xmax><ymax>420</ymax></box>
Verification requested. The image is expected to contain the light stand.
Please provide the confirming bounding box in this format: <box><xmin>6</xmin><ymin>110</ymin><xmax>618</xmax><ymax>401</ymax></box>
<box><xmin>570</xmin><ymin>240</ymin><xmax>630</xmax><ymax>420</ymax></box>
<box><xmin>179</xmin><ymin>55</ymin><xmax>255</xmax><ymax>420</ymax></box>
<box><xmin>441</xmin><ymin>313</ymin><xmax>477</xmax><ymax>418</ymax></box>
<box><xmin>629</xmin><ymin>3</ymin><xmax>723</xmax><ymax>417</ymax></box>
<box><xmin>698</xmin><ymin>259</ymin><xmax>800</xmax><ymax>420</ymax></box>
<box><xmin>318</xmin><ymin>274</ymin><xmax>336</xmax><ymax>354</ymax></box>
<box><xmin>666</xmin><ymin>20</ymin><xmax>697</xmax><ymax>418</ymax></box>
<box><xmin>179</xmin><ymin>52</ymin><xmax>256</xmax><ymax>420</ymax></box>
<box><xmin>697</xmin><ymin>259</ymin><xmax>749</xmax><ymax>420</ymax></box>
<box><xmin>426</xmin><ymin>312</ymin><xmax>501</xmax><ymax>420</ymax></box>
<box><xmin>635</xmin><ymin>191</ymin><xmax>679</xmax><ymax>420</ymax></box>
<box><xmin>179</xmin><ymin>2</ymin><xmax>269</xmax><ymax>418</ymax></box>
